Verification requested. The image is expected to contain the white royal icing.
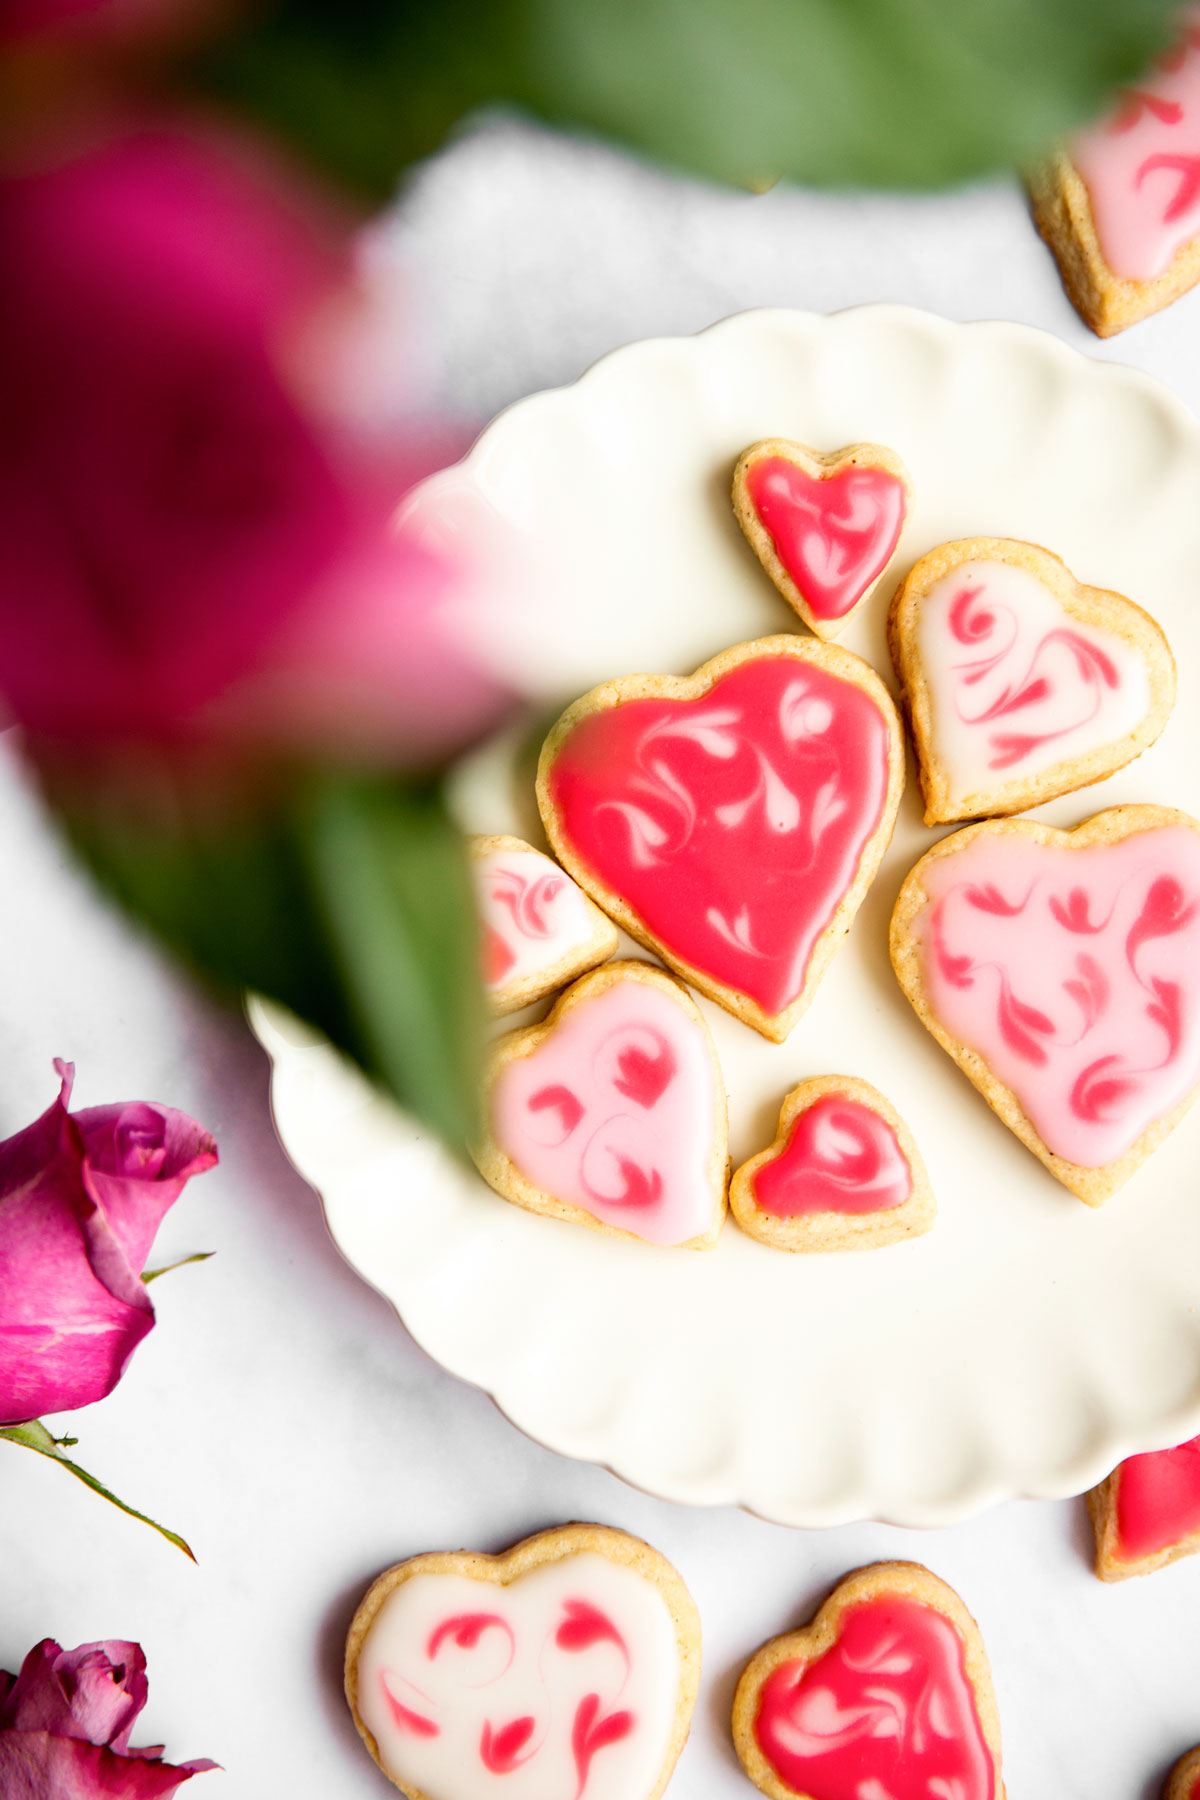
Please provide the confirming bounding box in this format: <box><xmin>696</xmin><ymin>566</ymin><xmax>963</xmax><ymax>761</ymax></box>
<box><xmin>356</xmin><ymin>1552</ymin><xmax>682</xmax><ymax>1800</ymax></box>
<box><xmin>476</xmin><ymin>848</ymin><xmax>601</xmax><ymax>994</ymax></box>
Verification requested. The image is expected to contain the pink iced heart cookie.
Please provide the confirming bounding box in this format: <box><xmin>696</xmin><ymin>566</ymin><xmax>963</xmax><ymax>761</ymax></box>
<box><xmin>732</xmin><ymin>440</ymin><xmax>912</xmax><ymax>639</ymax></box>
<box><xmin>538</xmin><ymin>637</ymin><xmax>904</xmax><ymax>1042</ymax></box>
<box><xmin>1029</xmin><ymin>8</ymin><xmax>1200</xmax><ymax>335</ymax></box>
<box><xmin>729</xmin><ymin>1074</ymin><xmax>934</xmax><ymax>1252</ymax></box>
<box><xmin>346</xmin><ymin>1524</ymin><xmax>701</xmax><ymax>1800</ymax></box>
<box><xmin>1088</xmin><ymin>1432</ymin><xmax>1200</xmax><ymax>1581</ymax></box>
<box><xmin>890</xmin><ymin>805</ymin><xmax>1200</xmax><ymax>1204</ymax></box>
<box><xmin>732</xmin><ymin>1562</ymin><xmax>1005</xmax><ymax>1800</ymax></box>
<box><xmin>889</xmin><ymin>538</ymin><xmax>1175</xmax><ymax>826</ymax></box>
<box><xmin>476</xmin><ymin>961</ymin><xmax>728</xmax><ymax>1248</ymax></box>
<box><xmin>472</xmin><ymin>835</ymin><xmax>619</xmax><ymax>1017</ymax></box>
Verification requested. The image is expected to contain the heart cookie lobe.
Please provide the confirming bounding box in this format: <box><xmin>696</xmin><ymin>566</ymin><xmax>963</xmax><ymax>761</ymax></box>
<box><xmin>733</xmin><ymin>439</ymin><xmax>912</xmax><ymax>639</ymax></box>
<box><xmin>476</xmin><ymin>960</ymin><xmax>728</xmax><ymax>1248</ymax></box>
<box><xmin>890</xmin><ymin>805</ymin><xmax>1200</xmax><ymax>1204</ymax></box>
<box><xmin>472</xmin><ymin>835</ymin><xmax>619</xmax><ymax>1017</ymax></box>
<box><xmin>1167</xmin><ymin>1744</ymin><xmax>1200</xmax><ymax>1800</ymax></box>
<box><xmin>538</xmin><ymin>637</ymin><xmax>905</xmax><ymax>1042</ymax></box>
<box><xmin>732</xmin><ymin>1561</ymin><xmax>1005</xmax><ymax>1800</ymax></box>
<box><xmin>1088</xmin><ymin>1432</ymin><xmax>1200</xmax><ymax>1581</ymax></box>
<box><xmin>730</xmin><ymin>1075</ymin><xmax>934</xmax><ymax>1252</ymax></box>
<box><xmin>346</xmin><ymin>1523</ymin><xmax>701</xmax><ymax>1800</ymax></box>
<box><xmin>888</xmin><ymin>537</ymin><xmax>1175</xmax><ymax>826</ymax></box>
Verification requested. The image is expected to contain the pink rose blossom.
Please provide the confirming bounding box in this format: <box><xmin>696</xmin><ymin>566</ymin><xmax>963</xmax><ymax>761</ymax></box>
<box><xmin>0</xmin><ymin>1639</ymin><xmax>215</xmax><ymax>1797</ymax></box>
<box><xmin>0</xmin><ymin>1062</ymin><xmax>217</xmax><ymax>1427</ymax></box>
<box><xmin>0</xmin><ymin>122</ymin><xmax>509</xmax><ymax>765</ymax></box>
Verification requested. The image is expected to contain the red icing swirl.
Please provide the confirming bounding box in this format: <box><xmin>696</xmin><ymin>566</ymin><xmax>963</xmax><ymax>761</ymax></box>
<box><xmin>1114</xmin><ymin>1434</ymin><xmax>1200</xmax><ymax>1563</ymax></box>
<box><xmin>752</xmin><ymin>1094</ymin><xmax>911</xmax><ymax>1218</ymax></box>
<box><xmin>754</xmin><ymin>1597</ymin><xmax>994</xmax><ymax>1800</ymax></box>
<box><xmin>546</xmin><ymin>657</ymin><xmax>892</xmax><ymax>1017</ymax></box>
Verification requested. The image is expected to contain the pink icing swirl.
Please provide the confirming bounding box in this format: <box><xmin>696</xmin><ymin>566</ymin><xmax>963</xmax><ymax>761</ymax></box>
<box><xmin>1071</xmin><ymin>9</ymin><xmax>1200</xmax><ymax>281</ymax></box>
<box><xmin>492</xmin><ymin>976</ymin><xmax>719</xmax><ymax>1245</ymax></box>
<box><xmin>477</xmin><ymin>848</ymin><xmax>600</xmax><ymax>995</ymax></box>
<box><xmin>752</xmin><ymin>1094</ymin><xmax>912</xmax><ymax>1218</ymax></box>
<box><xmin>754</xmin><ymin>1596</ymin><xmax>995</xmax><ymax>1800</ymax></box>
<box><xmin>545</xmin><ymin>656</ymin><xmax>893</xmax><ymax>1018</ymax></box>
<box><xmin>745</xmin><ymin>456</ymin><xmax>907</xmax><ymax>621</ymax></box>
<box><xmin>917</xmin><ymin>825</ymin><xmax>1200</xmax><ymax>1168</ymax></box>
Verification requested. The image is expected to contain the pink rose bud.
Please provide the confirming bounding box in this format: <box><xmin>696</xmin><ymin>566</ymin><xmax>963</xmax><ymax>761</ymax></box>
<box><xmin>0</xmin><ymin>1062</ymin><xmax>217</xmax><ymax>1426</ymax></box>
<box><xmin>0</xmin><ymin>1638</ymin><xmax>216</xmax><ymax>1795</ymax></box>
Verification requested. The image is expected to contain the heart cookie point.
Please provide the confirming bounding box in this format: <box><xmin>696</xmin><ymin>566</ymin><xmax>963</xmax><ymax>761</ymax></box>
<box><xmin>734</xmin><ymin>439</ymin><xmax>913</xmax><ymax>638</ymax></box>
<box><xmin>891</xmin><ymin>805</ymin><xmax>1200</xmax><ymax>1202</ymax></box>
<box><xmin>730</xmin><ymin>1074</ymin><xmax>935</xmax><ymax>1252</ymax></box>
<box><xmin>477</xmin><ymin>960</ymin><xmax>728</xmax><ymax>1248</ymax></box>
<box><xmin>889</xmin><ymin>538</ymin><xmax>1176</xmax><ymax>825</ymax></box>
<box><xmin>538</xmin><ymin>637</ymin><xmax>905</xmax><ymax>1041</ymax></box>
<box><xmin>347</xmin><ymin>1524</ymin><xmax>701</xmax><ymax>1800</ymax></box>
<box><xmin>733</xmin><ymin>1561</ymin><xmax>1004</xmax><ymax>1800</ymax></box>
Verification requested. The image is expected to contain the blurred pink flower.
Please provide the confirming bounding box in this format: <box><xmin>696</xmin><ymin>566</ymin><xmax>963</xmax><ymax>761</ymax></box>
<box><xmin>0</xmin><ymin>1638</ymin><xmax>215</xmax><ymax>1796</ymax></box>
<box><xmin>0</xmin><ymin>1062</ymin><xmax>217</xmax><ymax>1427</ymax></box>
<box><xmin>0</xmin><ymin>121</ymin><xmax>509</xmax><ymax>766</ymax></box>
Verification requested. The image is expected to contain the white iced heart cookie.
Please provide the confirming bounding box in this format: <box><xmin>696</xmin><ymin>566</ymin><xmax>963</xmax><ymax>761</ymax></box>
<box><xmin>346</xmin><ymin>1524</ymin><xmax>701</xmax><ymax>1800</ymax></box>
<box><xmin>472</xmin><ymin>835</ymin><xmax>618</xmax><ymax>1017</ymax></box>
<box><xmin>475</xmin><ymin>960</ymin><xmax>728</xmax><ymax>1249</ymax></box>
<box><xmin>888</xmin><ymin>538</ymin><xmax>1175</xmax><ymax>825</ymax></box>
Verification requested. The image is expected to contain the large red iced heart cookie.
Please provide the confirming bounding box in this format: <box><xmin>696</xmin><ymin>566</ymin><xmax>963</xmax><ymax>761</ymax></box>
<box><xmin>538</xmin><ymin>638</ymin><xmax>904</xmax><ymax>1041</ymax></box>
<box><xmin>346</xmin><ymin>1525</ymin><xmax>700</xmax><ymax>1800</ymax></box>
<box><xmin>732</xmin><ymin>1563</ymin><xmax>1005</xmax><ymax>1800</ymax></box>
<box><xmin>891</xmin><ymin>805</ymin><xmax>1200</xmax><ymax>1203</ymax></box>
<box><xmin>733</xmin><ymin>440</ymin><xmax>912</xmax><ymax>638</ymax></box>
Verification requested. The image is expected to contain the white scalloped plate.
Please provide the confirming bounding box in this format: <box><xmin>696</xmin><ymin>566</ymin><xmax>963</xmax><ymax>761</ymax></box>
<box><xmin>250</xmin><ymin>305</ymin><xmax>1200</xmax><ymax>1527</ymax></box>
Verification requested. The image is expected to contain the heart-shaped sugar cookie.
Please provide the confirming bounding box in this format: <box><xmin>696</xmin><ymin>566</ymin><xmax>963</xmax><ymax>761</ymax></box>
<box><xmin>733</xmin><ymin>440</ymin><xmax>913</xmax><ymax>638</ymax></box>
<box><xmin>347</xmin><ymin>1523</ymin><xmax>700</xmax><ymax>1800</ymax></box>
<box><xmin>890</xmin><ymin>804</ymin><xmax>1200</xmax><ymax>1203</ymax></box>
<box><xmin>538</xmin><ymin>637</ymin><xmax>904</xmax><ymax>1042</ymax></box>
<box><xmin>888</xmin><ymin>537</ymin><xmax>1175</xmax><ymax>825</ymax></box>
<box><xmin>472</xmin><ymin>835</ymin><xmax>619</xmax><ymax>1017</ymax></box>
<box><xmin>732</xmin><ymin>1561</ymin><xmax>1005</xmax><ymax>1800</ymax></box>
<box><xmin>1088</xmin><ymin>1431</ymin><xmax>1200</xmax><ymax>1581</ymax></box>
<box><xmin>729</xmin><ymin>1075</ymin><xmax>934</xmax><ymax>1252</ymax></box>
<box><xmin>476</xmin><ymin>961</ymin><xmax>728</xmax><ymax>1248</ymax></box>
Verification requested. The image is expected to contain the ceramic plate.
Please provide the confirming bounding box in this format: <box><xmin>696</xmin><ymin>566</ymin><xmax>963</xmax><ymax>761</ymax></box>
<box><xmin>250</xmin><ymin>305</ymin><xmax>1200</xmax><ymax>1527</ymax></box>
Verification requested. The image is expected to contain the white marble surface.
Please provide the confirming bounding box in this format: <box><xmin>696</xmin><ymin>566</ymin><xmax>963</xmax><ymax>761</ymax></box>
<box><xmin>5</xmin><ymin>116</ymin><xmax>1200</xmax><ymax>1799</ymax></box>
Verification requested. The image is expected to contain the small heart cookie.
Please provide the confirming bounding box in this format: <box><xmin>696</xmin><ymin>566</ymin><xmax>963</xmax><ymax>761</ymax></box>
<box><xmin>733</xmin><ymin>440</ymin><xmax>912</xmax><ymax>638</ymax></box>
<box><xmin>1088</xmin><ymin>1431</ymin><xmax>1200</xmax><ymax>1581</ymax></box>
<box><xmin>346</xmin><ymin>1523</ymin><xmax>700</xmax><ymax>1800</ymax></box>
<box><xmin>1167</xmin><ymin>1744</ymin><xmax>1200</xmax><ymax>1800</ymax></box>
<box><xmin>732</xmin><ymin>1561</ymin><xmax>1005</xmax><ymax>1800</ymax></box>
<box><xmin>538</xmin><ymin>637</ymin><xmax>905</xmax><ymax>1042</ymax></box>
<box><xmin>888</xmin><ymin>537</ymin><xmax>1175</xmax><ymax>825</ymax></box>
<box><xmin>472</xmin><ymin>835</ymin><xmax>619</xmax><ymax>1016</ymax></box>
<box><xmin>476</xmin><ymin>960</ymin><xmax>728</xmax><ymax>1248</ymax></box>
<box><xmin>729</xmin><ymin>1075</ymin><xmax>934</xmax><ymax>1252</ymax></box>
<box><xmin>890</xmin><ymin>804</ymin><xmax>1200</xmax><ymax>1203</ymax></box>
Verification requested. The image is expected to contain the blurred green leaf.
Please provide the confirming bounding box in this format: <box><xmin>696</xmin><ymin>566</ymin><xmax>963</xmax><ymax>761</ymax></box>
<box><xmin>48</xmin><ymin>766</ymin><xmax>484</xmax><ymax>1154</ymax></box>
<box><xmin>197</xmin><ymin>0</ymin><xmax>1178</xmax><ymax>196</ymax></box>
<box><xmin>1</xmin><ymin>1420</ymin><xmax>196</xmax><ymax>1560</ymax></box>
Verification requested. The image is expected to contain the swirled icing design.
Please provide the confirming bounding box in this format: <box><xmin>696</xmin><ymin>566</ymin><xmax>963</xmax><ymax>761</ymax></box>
<box><xmin>1071</xmin><ymin>8</ymin><xmax>1200</xmax><ymax>281</ymax></box>
<box><xmin>356</xmin><ymin>1554</ymin><xmax>680</xmax><ymax>1800</ymax></box>
<box><xmin>743</xmin><ymin>457</ymin><xmax>907</xmax><ymax>621</ymax></box>
<box><xmin>754</xmin><ymin>1597</ymin><xmax>994</xmax><ymax>1800</ymax></box>
<box><xmin>915</xmin><ymin>561</ymin><xmax>1150</xmax><ymax>806</ymax></box>
<box><xmin>1113</xmin><ymin>1434</ymin><xmax>1200</xmax><ymax>1564</ymax></box>
<box><xmin>545</xmin><ymin>657</ymin><xmax>893</xmax><ymax>1018</ymax></box>
<box><xmin>917</xmin><ymin>826</ymin><xmax>1200</xmax><ymax>1168</ymax></box>
<box><xmin>492</xmin><ymin>977</ymin><xmax>718</xmax><ymax>1244</ymax></box>
<box><xmin>752</xmin><ymin>1094</ymin><xmax>912</xmax><ymax>1218</ymax></box>
<box><xmin>476</xmin><ymin>848</ymin><xmax>601</xmax><ymax>992</ymax></box>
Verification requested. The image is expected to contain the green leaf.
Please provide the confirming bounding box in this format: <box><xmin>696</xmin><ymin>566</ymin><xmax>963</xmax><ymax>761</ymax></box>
<box><xmin>194</xmin><ymin>0</ymin><xmax>1179</xmax><ymax>196</ymax></box>
<box><xmin>1</xmin><ymin>1420</ymin><xmax>196</xmax><ymax>1561</ymax></box>
<box><xmin>45</xmin><ymin>763</ymin><xmax>485</xmax><ymax>1154</ymax></box>
<box><xmin>142</xmin><ymin>1251</ymin><xmax>215</xmax><ymax>1284</ymax></box>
